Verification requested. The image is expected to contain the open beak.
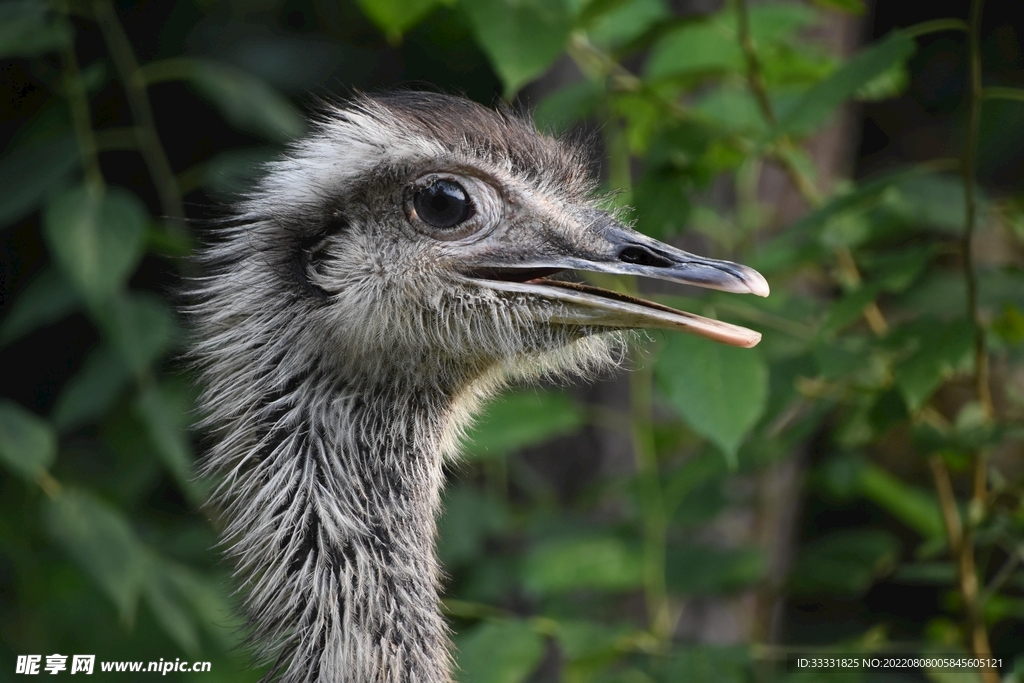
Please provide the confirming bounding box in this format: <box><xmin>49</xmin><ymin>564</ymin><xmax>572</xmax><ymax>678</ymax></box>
<box><xmin>462</xmin><ymin>217</ymin><xmax>769</xmax><ymax>348</ymax></box>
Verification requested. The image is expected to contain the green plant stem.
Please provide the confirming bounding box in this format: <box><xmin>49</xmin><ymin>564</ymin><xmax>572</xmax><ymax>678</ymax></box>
<box><xmin>982</xmin><ymin>86</ymin><xmax>1024</xmax><ymax>102</ymax></box>
<box><xmin>629</xmin><ymin>363</ymin><xmax>672</xmax><ymax>648</ymax></box>
<box><xmin>735</xmin><ymin>0</ymin><xmax>776</xmax><ymax>128</ymax></box>
<box><xmin>600</xmin><ymin>114</ymin><xmax>673</xmax><ymax>648</ymax></box>
<box><xmin>56</xmin><ymin>19</ymin><xmax>103</xmax><ymax>190</ymax></box>
<box><xmin>734</xmin><ymin>0</ymin><xmax>889</xmax><ymax>336</ymax></box>
<box><xmin>91</xmin><ymin>0</ymin><xmax>187</xmax><ymax>236</ymax></box>
<box><xmin>903</xmin><ymin>18</ymin><xmax>969</xmax><ymax>38</ymax></box>
<box><xmin>955</xmin><ymin>3</ymin><xmax>997</xmax><ymax>678</ymax></box>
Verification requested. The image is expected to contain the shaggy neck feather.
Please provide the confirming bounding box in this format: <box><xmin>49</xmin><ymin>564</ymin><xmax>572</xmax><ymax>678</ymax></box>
<box><xmin>215</xmin><ymin>372</ymin><xmax>456</xmax><ymax>683</ymax></box>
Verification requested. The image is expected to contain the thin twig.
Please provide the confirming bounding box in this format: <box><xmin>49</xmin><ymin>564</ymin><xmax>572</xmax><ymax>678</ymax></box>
<box><xmin>56</xmin><ymin>14</ymin><xmax>103</xmax><ymax>189</ymax></box>
<box><xmin>736</xmin><ymin>0</ymin><xmax>776</xmax><ymax>128</ymax></box>
<box><xmin>91</xmin><ymin>0</ymin><xmax>187</xmax><ymax>237</ymax></box>
<box><xmin>962</xmin><ymin>0</ymin><xmax>994</xmax><ymax>420</ymax></box>
<box><xmin>957</xmin><ymin>3</ymin><xmax>998</xmax><ymax>677</ymax></box>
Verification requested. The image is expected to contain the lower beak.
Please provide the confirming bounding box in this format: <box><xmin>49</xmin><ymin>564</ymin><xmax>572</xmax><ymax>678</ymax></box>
<box><xmin>464</xmin><ymin>223</ymin><xmax>769</xmax><ymax>348</ymax></box>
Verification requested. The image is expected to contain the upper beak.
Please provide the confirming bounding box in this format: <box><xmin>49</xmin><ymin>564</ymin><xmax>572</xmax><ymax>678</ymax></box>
<box><xmin>461</xmin><ymin>215</ymin><xmax>769</xmax><ymax>348</ymax></box>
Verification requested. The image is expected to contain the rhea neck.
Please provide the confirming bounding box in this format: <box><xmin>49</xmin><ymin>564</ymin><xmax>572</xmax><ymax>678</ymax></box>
<box><xmin>224</xmin><ymin>362</ymin><xmax>465</xmax><ymax>683</ymax></box>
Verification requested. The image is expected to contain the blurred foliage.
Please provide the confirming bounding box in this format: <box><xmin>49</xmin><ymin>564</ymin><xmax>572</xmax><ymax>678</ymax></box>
<box><xmin>2</xmin><ymin>0</ymin><xmax>1024</xmax><ymax>682</ymax></box>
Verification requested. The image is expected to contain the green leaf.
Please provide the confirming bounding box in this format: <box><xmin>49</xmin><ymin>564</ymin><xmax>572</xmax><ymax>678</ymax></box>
<box><xmin>655</xmin><ymin>334</ymin><xmax>768</xmax><ymax>465</ymax></box>
<box><xmin>356</xmin><ymin>0</ymin><xmax>444</xmax><ymax>39</ymax></box>
<box><xmin>42</xmin><ymin>185</ymin><xmax>148</xmax><ymax>304</ymax></box>
<box><xmin>533</xmin><ymin>80</ymin><xmax>602</xmax><ymax>134</ymax></box>
<box><xmin>585</xmin><ymin>0</ymin><xmax>668</xmax><ymax>49</ymax></box>
<box><xmin>791</xmin><ymin>528</ymin><xmax>900</xmax><ymax>595</ymax></box>
<box><xmin>666</xmin><ymin>544</ymin><xmax>764</xmax><ymax>594</ymax></box>
<box><xmin>93</xmin><ymin>292</ymin><xmax>177</xmax><ymax>375</ymax></box>
<box><xmin>554</xmin><ymin>620</ymin><xmax>633</xmax><ymax>662</ymax></box>
<box><xmin>858</xmin><ymin>463</ymin><xmax>945</xmax><ymax>539</ymax></box>
<box><xmin>45</xmin><ymin>489</ymin><xmax>146</xmax><ymax>623</ymax></box>
<box><xmin>0</xmin><ymin>1</ymin><xmax>73</xmax><ymax>58</ymax></box>
<box><xmin>885</xmin><ymin>173</ymin><xmax>970</xmax><ymax>234</ymax></box>
<box><xmin>462</xmin><ymin>391</ymin><xmax>584</xmax><ymax>460</ymax></box>
<box><xmin>142</xmin><ymin>559</ymin><xmax>201</xmax><ymax>655</ymax></box>
<box><xmin>893</xmin><ymin>320</ymin><xmax>975</xmax><ymax>411</ymax></box>
<box><xmin>809</xmin><ymin>0</ymin><xmax>866</xmax><ymax>14</ymax></box>
<box><xmin>0</xmin><ymin>133</ymin><xmax>79</xmax><ymax>229</ymax></box>
<box><xmin>0</xmin><ymin>268</ymin><xmax>80</xmax><ymax>347</ymax></box>
<box><xmin>0</xmin><ymin>399</ymin><xmax>56</xmax><ymax>481</ymax></box>
<box><xmin>135</xmin><ymin>383</ymin><xmax>195</xmax><ymax>496</ymax></box>
<box><xmin>437</xmin><ymin>485</ymin><xmax>509</xmax><ymax>568</ymax></box>
<box><xmin>893</xmin><ymin>562</ymin><xmax>955</xmax><ymax>585</ymax></box>
<box><xmin>992</xmin><ymin>304</ymin><xmax>1024</xmax><ymax>345</ymax></box>
<box><xmin>645</xmin><ymin>18</ymin><xmax>743</xmax><ymax>80</ymax></box>
<box><xmin>51</xmin><ymin>344</ymin><xmax>131</xmax><ymax>433</ymax></box>
<box><xmin>146</xmin><ymin>59</ymin><xmax>304</xmax><ymax>141</ymax></box>
<box><xmin>455</xmin><ymin>620</ymin><xmax>545</xmax><ymax>683</ymax></box>
<box><xmin>820</xmin><ymin>283</ymin><xmax>882</xmax><ymax>335</ymax></box>
<box><xmin>645</xmin><ymin>4</ymin><xmax>817</xmax><ymax>80</ymax></box>
<box><xmin>195</xmin><ymin>146</ymin><xmax>278</xmax><ymax>196</ymax></box>
<box><xmin>667</xmin><ymin>646</ymin><xmax>750</xmax><ymax>683</ymax></box>
<box><xmin>695</xmin><ymin>86</ymin><xmax>768</xmax><ymax>135</ymax></box>
<box><xmin>461</xmin><ymin>0</ymin><xmax>575</xmax><ymax>96</ymax></box>
<box><xmin>523</xmin><ymin>536</ymin><xmax>643</xmax><ymax>594</ymax></box>
<box><xmin>779</xmin><ymin>31</ymin><xmax>915</xmax><ymax>136</ymax></box>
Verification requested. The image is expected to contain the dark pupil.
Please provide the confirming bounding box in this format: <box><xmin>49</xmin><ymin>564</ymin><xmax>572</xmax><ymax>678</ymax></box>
<box><xmin>414</xmin><ymin>180</ymin><xmax>471</xmax><ymax>229</ymax></box>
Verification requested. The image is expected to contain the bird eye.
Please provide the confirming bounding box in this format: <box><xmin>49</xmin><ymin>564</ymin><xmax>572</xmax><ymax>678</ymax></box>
<box><xmin>413</xmin><ymin>180</ymin><xmax>474</xmax><ymax>230</ymax></box>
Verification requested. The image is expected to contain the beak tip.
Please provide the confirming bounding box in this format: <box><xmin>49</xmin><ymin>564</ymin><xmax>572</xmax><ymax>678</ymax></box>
<box><xmin>746</xmin><ymin>270</ymin><xmax>770</xmax><ymax>298</ymax></box>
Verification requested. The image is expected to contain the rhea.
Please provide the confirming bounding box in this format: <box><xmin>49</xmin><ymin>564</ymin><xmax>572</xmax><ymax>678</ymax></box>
<box><xmin>191</xmin><ymin>92</ymin><xmax>768</xmax><ymax>683</ymax></box>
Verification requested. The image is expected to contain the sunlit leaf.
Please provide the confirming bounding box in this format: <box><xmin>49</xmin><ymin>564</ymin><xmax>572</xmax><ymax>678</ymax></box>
<box><xmin>790</xmin><ymin>528</ymin><xmax>900</xmax><ymax>595</ymax></box>
<box><xmin>356</xmin><ymin>0</ymin><xmax>445</xmax><ymax>39</ymax></box>
<box><xmin>42</xmin><ymin>185</ymin><xmax>148</xmax><ymax>304</ymax></box>
<box><xmin>461</xmin><ymin>0</ymin><xmax>575</xmax><ymax>96</ymax></box>
<box><xmin>695</xmin><ymin>86</ymin><xmax>768</xmax><ymax>135</ymax></box>
<box><xmin>586</xmin><ymin>0</ymin><xmax>668</xmax><ymax>49</ymax></box>
<box><xmin>992</xmin><ymin>304</ymin><xmax>1024</xmax><ymax>345</ymax></box>
<box><xmin>645</xmin><ymin>4</ymin><xmax>817</xmax><ymax>80</ymax></box>
<box><xmin>462</xmin><ymin>391</ymin><xmax>584</xmax><ymax>460</ymax></box>
<box><xmin>0</xmin><ymin>399</ymin><xmax>56</xmax><ymax>481</ymax></box>
<box><xmin>51</xmin><ymin>344</ymin><xmax>131</xmax><ymax>433</ymax></box>
<box><xmin>456</xmin><ymin>619</ymin><xmax>545</xmax><ymax>683</ymax></box>
<box><xmin>855</xmin><ymin>60</ymin><xmax>909</xmax><ymax>101</ymax></box>
<box><xmin>666</xmin><ymin>544</ymin><xmax>764</xmax><ymax>594</ymax></box>
<box><xmin>0</xmin><ymin>133</ymin><xmax>78</xmax><ymax>229</ymax></box>
<box><xmin>645</xmin><ymin>19</ymin><xmax>742</xmax><ymax>80</ymax></box>
<box><xmin>93</xmin><ymin>292</ymin><xmax>177</xmax><ymax>376</ymax></box>
<box><xmin>0</xmin><ymin>0</ymin><xmax>72</xmax><ymax>58</ymax></box>
<box><xmin>0</xmin><ymin>268</ymin><xmax>79</xmax><ymax>347</ymax></box>
<box><xmin>655</xmin><ymin>334</ymin><xmax>768</xmax><ymax>465</ymax></box>
<box><xmin>779</xmin><ymin>31</ymin><xmax>915</xmax><ymax>136</ymax></box>
<box><xmin>524</xmin><ymin>536</ymin><xmax>642</xmax><ymax>594</ymax></box>
<box><xmin>853</xmin><ymin>459</ymin><xmax>942</xmax><ymax>538</ymax></box>
<box><xmin>45</xmin><ymin>489</ymin><xmax>146</xmax><ymax>623</ymax></box>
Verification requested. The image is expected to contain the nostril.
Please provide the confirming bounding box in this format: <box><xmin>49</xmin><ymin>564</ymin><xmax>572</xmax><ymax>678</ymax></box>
<box><xmin>619</xmin><ymin>246</ymin><xmax>674</xmax><ymax>268</ymax></box>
